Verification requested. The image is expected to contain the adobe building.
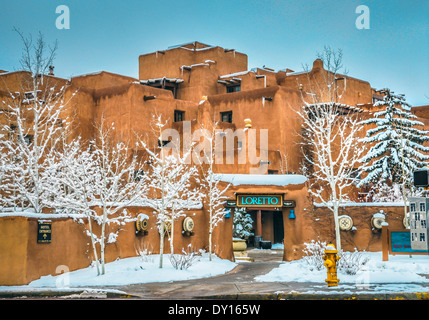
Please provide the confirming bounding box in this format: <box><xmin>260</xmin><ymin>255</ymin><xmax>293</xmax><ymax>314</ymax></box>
<box><xmin>0</xmin><ymin>41</ymin><xmax>428</xmax><ymax>285</ymax></box>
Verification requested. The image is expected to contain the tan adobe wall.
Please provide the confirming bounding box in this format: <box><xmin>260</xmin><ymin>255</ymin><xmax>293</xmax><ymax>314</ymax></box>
<box><xmin>0</xmin><ymin>206</ymin><xmax>234</xmax><ymax>286</ymax></box>
<box><xmin>307</xmin><ymin>205</ymin><xmax>407</xmax><ymax>253</ymax></box>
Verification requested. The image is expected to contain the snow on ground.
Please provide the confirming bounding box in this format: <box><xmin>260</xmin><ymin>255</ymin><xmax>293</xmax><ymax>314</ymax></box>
<box><xmin>256</xmin><ymin>252</ymin><xmax>429</xmax><ymax>284</ymax></box>
<box><xmin>0</xmin><ymin>253</ymin><xmax>236</xmax><ymax>290</ymax></box>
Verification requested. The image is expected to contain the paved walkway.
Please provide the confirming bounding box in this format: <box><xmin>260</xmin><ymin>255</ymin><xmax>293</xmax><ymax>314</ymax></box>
<box><xmin>103</xmin><ymin>249</ymin><xmax>429</xmax><ymax>300</ymax></box>
<box><xmin>2</xmin><ymin>249</ymin><xmax>429</xmax><ymax>300</ymax></box>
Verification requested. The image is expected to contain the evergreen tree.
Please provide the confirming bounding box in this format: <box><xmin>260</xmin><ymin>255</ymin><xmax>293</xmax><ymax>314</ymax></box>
<box><xmin>358</xmin><ymin>89</ymin><xmax>429</xmax><ymax>188</ymax></box>
<box><xmin>233</xmin><ymin>207</ymin><xmax>254</xmax><ymax>240</ymax></box>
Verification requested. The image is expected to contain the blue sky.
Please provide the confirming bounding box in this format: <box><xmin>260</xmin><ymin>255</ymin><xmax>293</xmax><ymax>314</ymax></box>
<box><xmin>1</xmin><ymin>0</ymin><xmax>428</xmax><ymax>106</ymax></box>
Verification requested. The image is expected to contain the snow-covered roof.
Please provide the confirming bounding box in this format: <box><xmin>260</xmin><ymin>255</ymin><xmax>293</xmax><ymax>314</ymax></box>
<box><xmin>219</xmin><ymin>70</ymin><xmax>253</xmax><ymax>79</ymax></box>
<box><xmin>214</xmin><ymin>174</ymin><xmax>307</xmax><ymax>186</ymax></box>
<box><xmin>140</xmin><ymin>77</ymin><xmax>184</xmax><ymax>84</ymax></box>
<box><xmin>314</xmin><ymin>201</ymin><xmax>406</xmax><ymax>207</ymax></box>
<box><xmin>167</xmin><ymin>41</ymin><xmax>213</xmax><ymax>50</ymax></box>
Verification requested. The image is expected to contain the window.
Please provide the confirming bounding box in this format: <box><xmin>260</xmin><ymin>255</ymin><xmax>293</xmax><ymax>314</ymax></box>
<box><xmin>23</xmin><ymin>134</ymin><xmax>33</xmax><ymax>145</ymax></box>
<box><xmin>410</xmin><ymin>203</ymin><xmax>416</xmax><ymax>212</ymax></box>
<box><xmin>420</xmin><ymin>233</ymin><xmax>426</xmax><ymax>242</ymax></box>
<box><xmin>158</xmin><ymin>140</ymin><xmax>170</xmax><ymax>147</ymax></box>
<box><xmin>221</xmin><ymin>111</ymin><xmax>233</xmax><ymax>123</ymax></box>
<box><xmin>134</xmin><ymin>170</ymin><xmax>144</xmax><ymax>181</ymax></box>
<box><xmin>268</xmin><ymin>170</ymin><xmax>278</xmax><ymax>174</ymax></box>
<box><xmin>420</xmin><ymin>203</ymin><xmax>426</xmax><ymax>212</ymax></box>
<box><xmin>24</xmin><ymin>90</ymin><xmax>41</xmax><ymax>101</ymax></box>
<box><xmin>174</xmin><ymin>110</ymin><xmax>185</xmax><ymax>122</ymax></box>
<box><xmin>347</xmin><ymin>169</ymin><xmax>361</xmax><ymax>181</ymax></box>
<box><xmin>227</xmin><ymin>85</ymin><xmax>240</xmax><ymax>93</ymax></box>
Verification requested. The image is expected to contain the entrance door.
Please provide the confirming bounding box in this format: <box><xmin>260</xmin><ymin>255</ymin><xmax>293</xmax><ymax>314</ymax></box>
<box><xmin>273</xmin><ymin>211</ymin><xmax>284</xmax><ymax>244</ymax></box>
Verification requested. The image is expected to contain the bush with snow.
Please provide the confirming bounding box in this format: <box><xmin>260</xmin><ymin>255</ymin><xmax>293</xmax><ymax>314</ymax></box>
<box><xmin>302</xmin><ymin>240</ymin><xmax>369</xmax><ymax>275</ymax></box>
<box><xmin>233</xmin><ymin>207</ymin><xmax>254</xmax><ymax>239</ymax></box>
<box><xmin>302</xmin><ymin>240</ymin><xmax>327</xmax><ymax>271</ymax></box>
<box><xmin>169</xmin><ymin>248</ymin><xmax>205</xmax><ymax>270</ymax></box>
<box><xmin>337</xmin><ymin>250</ymin><xmax>369</xmax><ymax>275</ymax></box>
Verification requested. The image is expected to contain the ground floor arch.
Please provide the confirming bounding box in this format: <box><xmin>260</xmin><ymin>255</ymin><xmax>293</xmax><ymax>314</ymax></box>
<box><xmin>246</xmin><ymin>209</ymin><xmax>285</xmax><ymax>247</ymax></box>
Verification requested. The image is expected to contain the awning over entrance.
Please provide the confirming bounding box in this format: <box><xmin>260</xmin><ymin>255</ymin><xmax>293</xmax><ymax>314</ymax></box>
<box><xmin>214</xmin><ymin>174</ymin><xmax>307</xmax><ymax>186</ymax></box>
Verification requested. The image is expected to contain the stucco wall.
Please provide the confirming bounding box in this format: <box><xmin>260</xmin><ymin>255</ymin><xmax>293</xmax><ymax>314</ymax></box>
<box><xmin>0</xmin><ymin>205</ymin><xmax>234</xmax><ymax>286</ymax></box>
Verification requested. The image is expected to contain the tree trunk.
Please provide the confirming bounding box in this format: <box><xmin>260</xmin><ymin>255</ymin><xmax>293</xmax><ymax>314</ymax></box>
<box><xmin>159</xmin><ymin>220</ymin><xmax>165</xmax><ymax>268</ymax></box>
<box><xmin>170</xmin><ymin>216</ymin><xmax>174</xmax><ymax>256</ymax></box>
<box><xmin>100</xmin><ymin>206</ymin><xmax>107</xmax><ymax>275</ymax></box>
<box><xmin>88</xmin><ymin>216</ymin><xmax>100</xmax><ymax>275</ymax></box>
<box><xmin>333</xmin><ymin>201</ymin><xmax>341</xmax><ymax>251</ymax></box>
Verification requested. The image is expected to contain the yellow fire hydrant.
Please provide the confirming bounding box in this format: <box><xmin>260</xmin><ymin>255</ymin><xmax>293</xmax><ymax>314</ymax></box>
<box><xmin>323</xmin><ymin>244</ymin><xmax>340</xmax><ymax>287</ymax></box>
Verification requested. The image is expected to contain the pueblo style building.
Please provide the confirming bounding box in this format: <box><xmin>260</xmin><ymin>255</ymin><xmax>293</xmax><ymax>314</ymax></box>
<box><xmin>0</xmin><ymin>41</ymin><xmax>428</xmax><ymax>285</ymax></box>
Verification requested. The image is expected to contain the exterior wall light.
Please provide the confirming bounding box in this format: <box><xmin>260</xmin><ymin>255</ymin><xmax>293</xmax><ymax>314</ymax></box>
<box><xmin>288</xmin><ymin>209</ymin><xmax>296</xmax><ymax>219</ymax></box>
<box><xmin>224</xmin><ymin>209</ymin><xmax>232</xmax><ymax>218</ymax></box>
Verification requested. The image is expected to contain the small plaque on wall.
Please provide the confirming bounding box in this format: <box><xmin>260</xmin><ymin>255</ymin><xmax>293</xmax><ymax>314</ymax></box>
<box><xmin>37</xmin><ymin>220</ymin><xmax>52</xmax><ymax>243</ymax></box>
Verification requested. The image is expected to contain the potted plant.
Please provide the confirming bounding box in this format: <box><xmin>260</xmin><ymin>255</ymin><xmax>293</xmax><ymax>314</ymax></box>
<box><xmin>233</xmin><ymin>207</ymin><xmax>254</xmax><ymax>251</ymax></box>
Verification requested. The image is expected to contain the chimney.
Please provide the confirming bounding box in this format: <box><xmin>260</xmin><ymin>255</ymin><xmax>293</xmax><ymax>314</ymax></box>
<box><xmin>48</xmin><ymin>65</ymin><xmax>55</xmax><ymax>76</ymax></box>
<box><xmin>312</xmin><ymin>59</ymin><xmax>324</xmax><ymax>70</ymax></box>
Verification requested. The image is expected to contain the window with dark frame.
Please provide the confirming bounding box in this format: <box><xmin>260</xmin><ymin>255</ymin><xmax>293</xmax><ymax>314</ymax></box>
<box><xmin>174</xmin><ymin>110</ymin><xmax>185</xmax><ymax>122</ymax></box>
<box><xmin>158</xmin><ymin>140</ymin><xmax>170</xmax><ymax>148</ymax></box>
<box><xmin>221</xmin><ymin>111</ymin><xmax>233</xmax><ymax>123</ymax></box>
<box><xmin>134</xmin><ymin>170</ymin><xmax>144</xmax><ymax>181</ymax></box>
<box><xmin>227</xmin><ymin>85</ymin><xmax>241</xmax><ymax>93</ymax></box>
<box><xmin>23</xmin><ymin>134</ymin><xmax>33</xmax><ymax>145</ymax></box>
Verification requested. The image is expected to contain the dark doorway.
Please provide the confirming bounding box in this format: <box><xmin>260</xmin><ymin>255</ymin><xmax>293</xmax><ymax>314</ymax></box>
<box><xmin>273</xmin><ymin>211</ymin><xmax>284</xmax><ymax>244</ymax></box>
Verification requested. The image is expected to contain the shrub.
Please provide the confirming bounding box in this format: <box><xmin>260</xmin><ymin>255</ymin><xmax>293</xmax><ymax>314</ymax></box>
<box><xmin>302</xmin><ymin>240</ymin><xmax>369</xmax><ymax>275</ymax></box>
<box><xmin>302</xmin><ymin>240</ymin><xmax>327</xmax><ymax>271</ymax></box>
<box><xmin>337</xmin><ymin>249</ymin><xmax>369</xmax><ymax>275</ymax></box>
<box><xmin>169</xmin><ymin>248</ymin><xmax>202</xmax><ymax>270</ymax></box>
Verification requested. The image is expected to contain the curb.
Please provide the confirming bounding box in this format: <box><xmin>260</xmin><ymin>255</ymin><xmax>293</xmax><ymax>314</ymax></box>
<box><xmin>0</xmin><ymin>290</ymin><xmax>140</xmax><ymax>299</ymax></box>
<box><xmin>200</xmin><ymin>292</ymin><xmax>429</xmax><ymax>300</ymax></box>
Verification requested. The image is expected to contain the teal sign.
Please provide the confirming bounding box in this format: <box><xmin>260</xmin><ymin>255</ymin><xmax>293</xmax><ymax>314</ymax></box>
<box><xmin>391</xmin><ymin>231</ymin><xmax>427</xmax><ymax>254</ymax></box>
<box><xmin>237</xmin><ymin>194</ymin><xmax>283</xmax><ymax>208</ymax></box>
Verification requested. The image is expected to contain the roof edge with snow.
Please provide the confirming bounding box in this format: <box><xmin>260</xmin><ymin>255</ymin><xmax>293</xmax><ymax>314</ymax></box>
<box><xmin>214</xmin><ymin>174</ymin><xmax>307</xmax><ymax>186</ymax></box>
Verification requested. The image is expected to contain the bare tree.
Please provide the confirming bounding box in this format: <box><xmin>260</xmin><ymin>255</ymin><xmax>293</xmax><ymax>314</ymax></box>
<box><xmin>137</xmin><ymin>115</ymin><xmax>202</xmax><ymax>268</ymax></box>
<box><xmin>296</xmin><ymin>47</ymin><xmax>365</xmax><ymax>251</ymax></box>
<box><xmin>194</xmin><ymin>121</ymin><xmax>230</xmax><ymax>261</ymax></box>
<box><xmin>0</xmin><ymin>30</ymin><xmax>73</xmax><ymax>213</ymax></box>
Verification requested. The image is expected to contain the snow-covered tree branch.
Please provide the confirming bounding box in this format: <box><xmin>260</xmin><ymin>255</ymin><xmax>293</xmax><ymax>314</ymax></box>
<box><xmin>195</xmin><ymin>121</ymin><xmax>230</xmax><ymax>261</ymax></box>
<box><xmin>136</xmin><ymin>114</ymin><xmax>202</xmax><ymax>268</ymax></box>
<box><xmin>296</xmin><ymin>47</ymin><xmax>364</xmax><ymax>251</ymax></box>
<box><xmin>0</xmin><ymin>30</ymin><xmax>74</xmax><ymax>213</ymax></box>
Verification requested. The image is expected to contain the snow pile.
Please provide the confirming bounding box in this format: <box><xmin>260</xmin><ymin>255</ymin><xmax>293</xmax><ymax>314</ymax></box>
<box><xmin>271</xmin><ymin>243</ymin><xmax>284</xmax><ymax>250</ymax></box>
<box><xmin>15</xmin><ymin>253</ymin><xmax>236</xmax><ymax>288</ymax></box>
<box><xmin>215</xmin><ymin>174</ymin><xmax>307</xmax><ymax>186</ymax></box>
<box><xmin>255</xmin><ymin>252</ymin><xmax>429</xmax><ymax>284</ymax></box>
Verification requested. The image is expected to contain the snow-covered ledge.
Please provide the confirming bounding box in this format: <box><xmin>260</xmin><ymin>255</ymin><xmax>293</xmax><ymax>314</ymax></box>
<box><xmin>214</xmin><ymin>174</ymin><xmax>307</xmax><ymax>186</ymax></box>
<box><xmin>314</xmin><ymin>201</ymin><xmax>406</xmax><ymax>207</ymax></box>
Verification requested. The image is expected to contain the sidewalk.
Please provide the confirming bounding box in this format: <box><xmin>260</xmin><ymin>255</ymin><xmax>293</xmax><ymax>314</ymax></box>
<box><xmin>1</xmin><ymin>248</ymin><xmax>429</xmax><ymax>300</ymax></box>
<box><xmin>108</xmin><ymin>249</ymin><xmax>429</xmax><ymax>300</ymax></box>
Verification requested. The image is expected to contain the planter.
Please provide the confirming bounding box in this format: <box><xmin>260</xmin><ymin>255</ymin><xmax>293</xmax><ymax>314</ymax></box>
<box><xmin>233</xmin><ymin>238</ymin><xmax>247</xmax><ymax>251</ymax></box>
<box><xmin>260</xmin><ymin>240</ymin><xmax>272</xmax><ymax>250</ymax></box>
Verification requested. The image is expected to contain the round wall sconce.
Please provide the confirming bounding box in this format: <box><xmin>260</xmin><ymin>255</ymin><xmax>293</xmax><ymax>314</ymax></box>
<box><xmin>338</xmin><ymin>215</ymin><xmax>353</xmax><ymax>231</ymax></box>
<box><xmin>371</xmin><ymin>211</ymin><xmax>386</xmax><ymax>230</ymax></box>
<box><xmin>135</xmin><ymin>213</ymin><xmax>149</xmax><ymax>235</ymax></box>
<box><xmin>182</xmin><ymin>217</ymin><xmax>195</xmax><ymax>236</ymax></box>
